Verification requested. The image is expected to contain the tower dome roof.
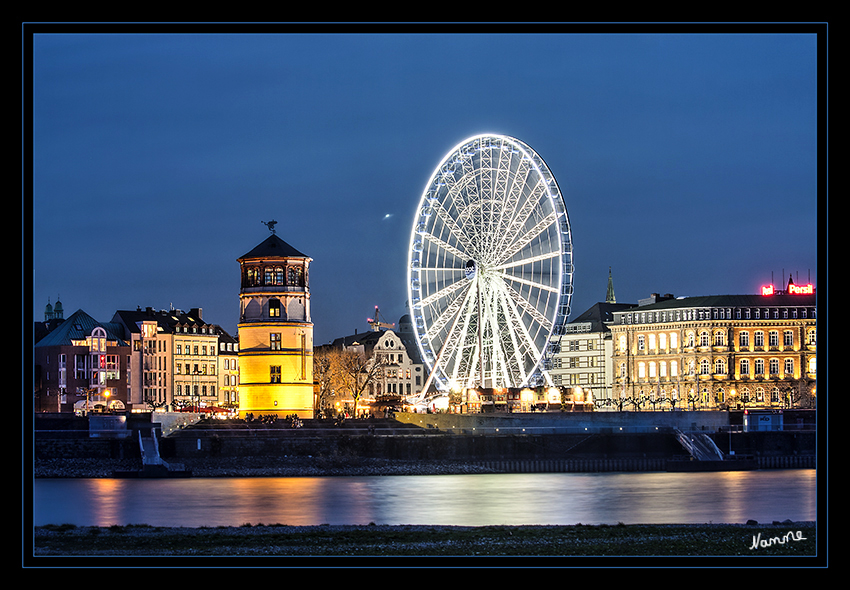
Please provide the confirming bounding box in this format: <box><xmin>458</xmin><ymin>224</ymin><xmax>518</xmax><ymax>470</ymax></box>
<box><xmin>238</xmin><ymin>234</ymin><xmax>309</xmax><ymax>261</ymax></box>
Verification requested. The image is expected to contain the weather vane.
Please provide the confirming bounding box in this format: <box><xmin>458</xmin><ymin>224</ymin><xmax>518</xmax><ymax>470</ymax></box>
<box><xmin>262</xmin><ymin>220</ymin><xmax>278</xmax><ymax>234</ymax></box>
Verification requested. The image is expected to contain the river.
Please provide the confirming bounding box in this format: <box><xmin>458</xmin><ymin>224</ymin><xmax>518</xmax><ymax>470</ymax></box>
<box><xmin>32</xmin><ymin>469</ymin><xmax>816</xmax><ymax>528</ymax></box>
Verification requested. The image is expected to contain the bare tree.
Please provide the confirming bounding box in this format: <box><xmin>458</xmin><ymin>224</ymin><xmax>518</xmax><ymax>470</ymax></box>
<box><xmin>313</xmin><ymin>347</ymin><xmax>338</xmax><ymax>417</ymax></box>
<box><xmin>337</xmin><ymin>348</ymin><xmax>388</xmax><ymax>418</ymax></box>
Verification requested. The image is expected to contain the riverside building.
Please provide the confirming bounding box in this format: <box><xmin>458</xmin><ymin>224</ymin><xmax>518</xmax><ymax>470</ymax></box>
<box><xmin>608</xmin><ymin>280</ymin><xmax>817</xmax><ymax>411</ymax></box>
<box><xmin>236</xmin><ymin>224</ymin><xmax>314</xmax><ymax>418</ymax></box>
<box><xmin>34</xmin><ymin>308</ymin><xmax>131</xmax><ymax>413</ymax></box>
<box><xmin>110</xmin><ymin>306</ymin><xmax>237</xmax><ymax>412</ymax></box>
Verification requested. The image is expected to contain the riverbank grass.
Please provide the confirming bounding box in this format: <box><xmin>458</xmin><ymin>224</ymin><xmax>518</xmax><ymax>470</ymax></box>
<box><xmin>33</xmin><ymin>521</ymin><xmax>817</xmax><ymax>557</ymax></box>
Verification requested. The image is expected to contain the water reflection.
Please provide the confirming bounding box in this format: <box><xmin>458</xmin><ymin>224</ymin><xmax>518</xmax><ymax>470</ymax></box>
<box><xmin>33</xmin><ymin>470</ymin><xmax>816</xmax><ymax>528</ymax></box>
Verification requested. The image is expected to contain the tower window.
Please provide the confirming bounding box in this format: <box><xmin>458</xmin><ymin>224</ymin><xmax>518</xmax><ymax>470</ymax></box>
<box><xmin>270</xmin><ymin>366</ymin><xmax>281</xmax><ymax>383</ymax></box>
<box><xmin>269</xmin><ymin>299</ymin><xmax>281</xmax><ymax>317</ymax></box>
<box><xmin>270</xmin><ymin>333</ymin><xmax>281</xmax><ymax>350</ymax></box>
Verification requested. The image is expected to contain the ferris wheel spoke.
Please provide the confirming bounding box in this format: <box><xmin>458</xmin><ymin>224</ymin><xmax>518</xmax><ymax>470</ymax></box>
<box><xmin>497</xmin><ymin>282</ymin><xmax>544</xmax><ymax>374</ymax></box>
<box><xmin>442</xmin><ymin>287</ymin><xmax>480</xmax><ymax>386</ymax></box>
<box><xmin>502</xmin><ymin>281</ymin><xmax>554</xmax><ymax>333</ymax></box>
<box><xmin>495</xmin><ymin>210</ymin><xmax>558</xmax><ymax>266</ymax></box>
<box><xmin>420</xmin><ymin>280</ymin><xmax>472</xmax><ymax>340</ymax></box>
<box><xmin>500</xmin><ymin>272</ymin><xmax>559</xmax><ymax>294</ymax></box>
<box><xmin>420</xmin><ymin>232</ymin><xmax>469</xmax><ymax>263</ymax></box>
<box><xmin>490</xmin><ymin>286</ymin><xmax>530</xmax><ymax>386</ymax></box>
<box><xmin>430</xmin><ymin>198</ymin><xmax>477</xmax><ymax>256</ymax></box>
<box><xmin>493</xmin><ymin>178</ymin><xmax>548</xmax><ymax>258</ymax></box>
<box><xmin>492</xmin><ymin>250</ymin><xmax>561</xmax><ymax>271</ymax></box>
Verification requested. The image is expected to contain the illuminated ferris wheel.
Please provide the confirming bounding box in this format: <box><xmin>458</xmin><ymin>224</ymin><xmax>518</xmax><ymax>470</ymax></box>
<box><xmin>407</xmin><ymin>134</ymin><xmax>573</xmax><ymax>392</ymax></box>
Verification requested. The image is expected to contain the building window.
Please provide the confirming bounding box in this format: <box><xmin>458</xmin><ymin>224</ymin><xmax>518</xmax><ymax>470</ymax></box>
<box><xmin>739</xmin><ymin>331</ymin><xmax>749</xmax><ymax>349</ymax></box>
<box><xmin>699</xmin><ymin>331</ymin><xmax>710</xmax><ymax>347</ymax></box>
<box><xmin>784</xmin><ymin>358</ymin><xmax>794</xmax><ymax>375</ymax></box>
<box><xmin>769</xmin><ymin>331</ymin><xmax>779</xmax><ymax>347</ymax></box>
<box><xmin>269</xmin><ymin>299</ymin><xmax>281</xmax><ymax>318</ymax></box>
<box><xmin>784</xmin><ymin>330</ymin><xmax>794</xmax><ymax>347</ymax></box>
<box><xmin>270</xmin><ymin>333</ymin><xmax>281</xmax><ymax>351</ymax></box>
<box><xmin>270</xmin><ymin>366</ymin><xmax>281</xmax><ymax>383</ymax></box>
<box><xmin>714</xmin><ymin>359</ymin><xmax>726</xmax><ymax>375</ymax></box>
<box><xmin>700</xmin><ymin>359</ymin><xmax>711</xmax><ymax>375</ymax></box>
<box><xmin>769</xmin><ymin>359</ymin><xmax>780</xmax><ymax>375</ymax></box>
<box><xmin>740</xmin><ymin>359</ymin><xmax>750</xmax><ymax>376</ymax></box>
<box><xmin>755</xmin><ymin>359</ymin><xmax>765</xmax><ymax>375</ymax></box>
<box><xmin>754</xmin><ymin>331</ymin><xmax>764</xmax><ymax>347</ymax></box>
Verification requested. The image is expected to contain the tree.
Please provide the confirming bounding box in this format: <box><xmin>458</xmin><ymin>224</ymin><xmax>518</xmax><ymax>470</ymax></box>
<box><xmin>313</xmin><ymin>347</ymin><xmax>339</xmax><ymax>416</ymax></box>
<box><xmin>336</xmin><ymin>347</ymin><xmax>388</xmax><ymax>418</ymax></box>
<box><xmin>314</xmin><ymin>345</ymin><xmax>388</xmax><ymax>418</ymax></box>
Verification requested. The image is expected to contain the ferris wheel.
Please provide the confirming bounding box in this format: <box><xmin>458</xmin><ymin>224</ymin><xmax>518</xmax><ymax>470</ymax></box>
<box><xmin>407</xmin><ymin>134</ymin><xmax>573</xmax><ymax>393</ymax></box>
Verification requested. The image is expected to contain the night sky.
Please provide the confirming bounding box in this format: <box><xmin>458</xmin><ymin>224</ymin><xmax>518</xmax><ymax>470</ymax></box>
<box><xmin>28</xmin><ymin>26</ymin><xmax>822</xmax><ymax>346</ymax></box>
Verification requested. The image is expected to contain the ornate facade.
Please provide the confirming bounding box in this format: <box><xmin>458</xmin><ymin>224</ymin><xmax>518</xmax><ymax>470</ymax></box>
<box><xmin>237</xmin><ymin>229</ymin><xmax>314</xmax><ymax>418</ymax></box>
<box><xmin>608</xmin><ymin>291</ymin><xmax>817</xmax><ymax>411</ymax></box>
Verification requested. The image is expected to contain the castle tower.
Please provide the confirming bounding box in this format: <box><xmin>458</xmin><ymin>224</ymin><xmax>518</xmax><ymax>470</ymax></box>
<box><xmin>237</xmin><ymin>222</ymin><xmax>314</xmax><ymax>418</ymax></box>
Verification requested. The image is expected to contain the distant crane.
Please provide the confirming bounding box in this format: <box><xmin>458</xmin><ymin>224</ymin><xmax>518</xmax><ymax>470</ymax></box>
<box><xmin>367</xmin><ymin>306</ymin><xmax>395</xmax><ymax>331</ymax></box>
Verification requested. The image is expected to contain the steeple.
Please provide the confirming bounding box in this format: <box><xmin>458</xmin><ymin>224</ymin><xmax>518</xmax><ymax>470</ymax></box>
<box><xmin>606</xmin><ymin>267</ymin><xmax>616</xmax><ymax>304</ymax></box>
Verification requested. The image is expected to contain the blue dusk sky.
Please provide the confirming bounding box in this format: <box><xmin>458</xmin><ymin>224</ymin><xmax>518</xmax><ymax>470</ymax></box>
<box><xmin>27</xmin><ymin>25</ymin><xmax>824</xmax><ymax>346</ymax></box>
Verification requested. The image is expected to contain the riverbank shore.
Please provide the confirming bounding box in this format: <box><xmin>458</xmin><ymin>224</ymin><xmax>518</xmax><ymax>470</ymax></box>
<box><xmin>34</xmin><ymin>456</ymin><xmax>504</xmax><ymax>478</ymax></box>
<box><xmin>32</xmin><ymin>520</ymin><xmax>818</xmax><ymax>558</ymax></box>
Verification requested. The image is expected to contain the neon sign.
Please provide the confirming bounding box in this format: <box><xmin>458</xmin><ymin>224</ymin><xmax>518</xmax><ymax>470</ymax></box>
<box><xmin>761</xmin><ymin>283</ymin><xmax>814</xmax><ymax>296</ymax></box>
<box><xmin>788</xmin><ymin>283</ymin><xmax>814</xmax><ymax>295</ymax></box>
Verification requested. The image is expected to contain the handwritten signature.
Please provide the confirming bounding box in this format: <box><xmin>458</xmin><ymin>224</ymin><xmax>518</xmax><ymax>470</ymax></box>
<box><xmin>749</xmin><ymin>530</ymin><xmax>807</xmax><ymax>550</ymax></box>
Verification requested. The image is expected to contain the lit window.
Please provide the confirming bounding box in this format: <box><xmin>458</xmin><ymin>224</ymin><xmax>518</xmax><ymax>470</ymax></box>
<box><xmin>270</xmin><ymin>366</ymin><xmax>281</xmax><ymax>383</ymax></box>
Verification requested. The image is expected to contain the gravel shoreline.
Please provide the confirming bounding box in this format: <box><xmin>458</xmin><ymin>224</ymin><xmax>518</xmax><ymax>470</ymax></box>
<box><xmin>34</xmin><ymin>456</ymin><xmax>502</xmax><ymax>478</ymax></box>
<box><xmin>32</xmin><ymin>521</ymin><xmax>818</xmax><ymax>558</ymax></box>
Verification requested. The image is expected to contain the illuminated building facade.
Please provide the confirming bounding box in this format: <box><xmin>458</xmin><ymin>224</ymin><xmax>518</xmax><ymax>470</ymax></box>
<box><xmin>111</xmin><ymin>307</ymin><xmax>237</xmax><ymax>412</ymax></box>
<box><xmin>608</xmin><ymin>286</ymin><xmax>817</xmax><ymax>411</ymax></box>
<box><xmin>237</xmin><ymin>229</ymin><xmax>314</xmax><ymax>418</ymax></box>
<box><xmin>34</xmin><ymin>309</ymin><xmax>130</xmax><ymax>413</ymax></box>
<box><xmin>549</xmin><ymin>301</ymin><xmax>637</xmax><ymax>410</ymax></box>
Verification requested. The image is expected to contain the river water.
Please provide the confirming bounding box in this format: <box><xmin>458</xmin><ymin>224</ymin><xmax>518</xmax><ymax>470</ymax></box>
<box><xmin>32</xmin><ymin>470</ymin><xmax>816</xmax><ymax>528</ymax></box>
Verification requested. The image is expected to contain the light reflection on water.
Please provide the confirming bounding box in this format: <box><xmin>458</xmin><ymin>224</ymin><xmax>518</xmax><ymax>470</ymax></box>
<box><xmin>33</xmin><ymin>470</ymin><xmax>816</xmax><ymax>528</ymax></box>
